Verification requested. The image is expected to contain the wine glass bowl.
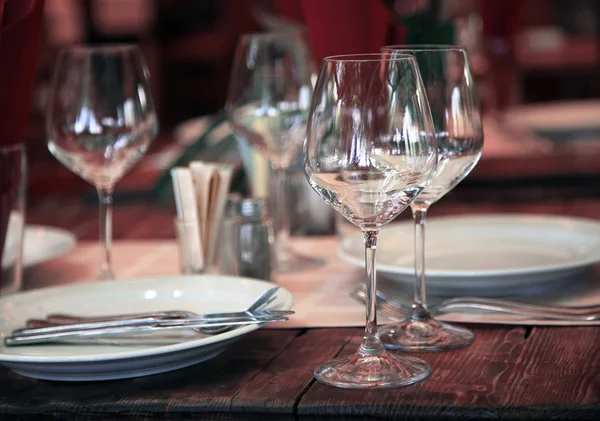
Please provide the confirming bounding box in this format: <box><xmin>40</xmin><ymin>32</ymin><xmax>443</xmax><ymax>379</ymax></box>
<box><xmin>46</xmin><ymin>44</ymin><xmax>158</xmax><ymax>280</ymax></box>
<box><xmin>378</xmin><ymin>45</ymin><xmax>484</xmax><ymax>351</ymax></box>
<box><xmin>304</xmin><ymin>53</ymin><xmax>438</xmax><ymax>388</ymax></box>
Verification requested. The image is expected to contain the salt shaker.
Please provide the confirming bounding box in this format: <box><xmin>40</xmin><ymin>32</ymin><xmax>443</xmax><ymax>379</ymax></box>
<box><xmin>218</xmin><ymin>198</ymin><xmax>274</xmax><ymax>281</ymax></box>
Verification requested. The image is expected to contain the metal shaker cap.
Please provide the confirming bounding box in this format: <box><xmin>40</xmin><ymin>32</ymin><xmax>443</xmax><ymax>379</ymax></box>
<box><xmin>239</xmin><ymin>198</ymin><xmax>269</xmax><ymax>219</ymax></box>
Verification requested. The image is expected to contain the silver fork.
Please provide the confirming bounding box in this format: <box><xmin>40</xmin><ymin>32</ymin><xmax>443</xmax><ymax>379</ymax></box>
<box><xmin>4</xmin><ymin>314</ymin><xmax>290</xmax><ymax>346</ymax></box>
<box><xmin>22</xmin><ymin>286</ymin><xmax>284</xmax><ymax>336</ymax></box>
<box><xmin>350</xmin><ymin>284</ymin><xmax>600</xmax><ymax>322</ymax></box>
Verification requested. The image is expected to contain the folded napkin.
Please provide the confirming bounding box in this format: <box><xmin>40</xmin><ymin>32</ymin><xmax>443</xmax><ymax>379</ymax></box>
<box><xmin>171</xmin><ymin>162</ymin><xmax>233</xmax><ymax>271</ymax></box>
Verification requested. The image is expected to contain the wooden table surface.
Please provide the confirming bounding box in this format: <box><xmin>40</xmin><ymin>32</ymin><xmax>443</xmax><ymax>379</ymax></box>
<box><xmin>1</xmin><ymin>194</ymin><xmax>599</xmax><ymax>421</ymax></box>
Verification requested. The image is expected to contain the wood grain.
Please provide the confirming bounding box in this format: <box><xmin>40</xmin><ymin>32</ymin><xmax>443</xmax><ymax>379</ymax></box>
<box><xmin>298</xmin><ymin>326</ymin><xmax>529</xmax><ymax>419</ymax></box>
<box><xmin>501</xmin><ymin>327</ymin><xmax>600</xmax><ymax>407</ymax></box>
<box><xmin>0</xmin><ymin>330</ymin><xmax>299</xmax><ymax>420</ymax></box>
<box><xmin>232</xmin><ymin>328</ymin><xmax>354</xmax><ymax>415</ymax></box>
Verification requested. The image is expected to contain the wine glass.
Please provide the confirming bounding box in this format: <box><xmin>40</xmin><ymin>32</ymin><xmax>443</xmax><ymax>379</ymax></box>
<box><xmin>304</xmin><ymin>53</ymin><xmax>438</xmax><ymax>388</ymax></box>
<box><xmin>226</xmin><ymin>31</ymin><xmax>323</xmax><ymax>273</ymax></box>
<box><xmin>46</xmin><ymin>45</ymin><xmax>158</xmax><ymax>280</ymax></box>
<box><xmin>378</xmin><ymin>46</ymin><xmax>484</xmax><ymax>351</ymax></box>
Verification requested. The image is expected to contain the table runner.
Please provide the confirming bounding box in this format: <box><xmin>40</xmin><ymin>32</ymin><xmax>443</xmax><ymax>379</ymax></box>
<box><xmin>21</xmin><ymin>237</ymin><xmax>600</xmax><ymax>327</ymax></box>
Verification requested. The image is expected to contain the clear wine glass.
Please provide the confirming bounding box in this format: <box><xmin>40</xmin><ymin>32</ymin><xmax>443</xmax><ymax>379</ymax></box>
<box><xmin>378</xmin><ymin>46</ymin><xmax>484</xmax><ymax>351</ymax></box>
<box><xmin>304</xmin><ymin>53</ymin><xmax>438</xmax><ymax>388</ymax></box>
<box><xmin>46</xmin><ymin>45</ymin><xmax>158</xmax><ymax>280</ymax></box>
<box><xmin>226</xmin><ymin>31</ymin><xmax>323</xmax><ymax>273</ymax></box>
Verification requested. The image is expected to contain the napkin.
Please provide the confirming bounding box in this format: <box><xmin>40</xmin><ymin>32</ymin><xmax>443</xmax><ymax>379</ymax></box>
<box><xmin>171</xmin><ymin>162</ymin><xmax>233</xmax><ymax>271</ymax></box>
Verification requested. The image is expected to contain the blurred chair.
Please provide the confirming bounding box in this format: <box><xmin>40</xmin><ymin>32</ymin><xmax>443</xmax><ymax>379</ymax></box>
<box><xmin>155</xmin><ymin>0</ymin><xmax>271</xmax><ymax>126</ymax></box>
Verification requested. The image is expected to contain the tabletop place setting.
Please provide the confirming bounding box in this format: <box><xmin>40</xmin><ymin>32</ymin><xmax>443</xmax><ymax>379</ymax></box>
<box><xmin>2</xmin><ymin>21</ymin><xmax>600</xmax><ymax>421</ymax></box>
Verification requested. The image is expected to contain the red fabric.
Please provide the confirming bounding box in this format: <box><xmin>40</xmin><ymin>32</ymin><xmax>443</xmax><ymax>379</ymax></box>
<box><xmin>277</xmin><ymin>0</ymin><xmax>405</xmax><ymax>63</ymax></box>
<box><xmin>0</xmin><ymin>0</ymin><xmax>45</xmax><ymax>146</ymax></box>
<box><xmin>479</xmin><ymin>0</ymin><xmax>524</xmax><ymax>39</ymax></box>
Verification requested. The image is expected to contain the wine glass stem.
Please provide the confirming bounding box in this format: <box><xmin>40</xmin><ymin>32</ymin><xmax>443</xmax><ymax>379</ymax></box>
<box><xmin>411</xmin><ymin>205</ymin><xmax>430</xmax><ymax>319</ymax></box>
<box><xmin>97</xmin><ymin>187</ymin><xmax>114</xmax><ymax>280</ymax></box>
<box><xmin>359</xmin><ymin>230</ymin><xmax>385</xmax><ymax>357</ymax></box>
<box><xmin>274</xmin><ymin>166</ymin><xmax>291</xmax><ymax>254</ymax></box>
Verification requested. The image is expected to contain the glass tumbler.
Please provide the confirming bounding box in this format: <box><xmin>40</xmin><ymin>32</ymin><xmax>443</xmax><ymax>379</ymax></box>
<box><xmin>1</xmin><ymin>144</ymin><xmax>26</xmax><ymax>295</ymax></box>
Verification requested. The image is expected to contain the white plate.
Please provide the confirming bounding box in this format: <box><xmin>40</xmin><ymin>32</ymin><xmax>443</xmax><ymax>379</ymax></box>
<box><xmin>338</xmin><ymin>214</ymin><xmax>600</xmax><ymax>296</ymax></box>
<box><xmin>22</xmin><ymin>225</ymin><xmax>77</xmax><ymax>268</ymax></box>
<box><xmin>2</xmin><ymin>218</ymin><xmax>76</xmax><ymax>269</ymax></box>
<box><xmin>0</xmin><ymin>275</ymin><xmax>293</xmax><ymax>381</ymax></box>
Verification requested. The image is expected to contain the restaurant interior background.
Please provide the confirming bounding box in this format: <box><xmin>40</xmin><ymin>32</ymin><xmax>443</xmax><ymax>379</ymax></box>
<box><xmin>27</xmin><ymin>0</ymin><xmax>600</xmax><ymax>231</ymax></box>
<box><xmin>1</xmin><ymin>1</ymin><xmax>600</xmax><ymax>410</ymax></box>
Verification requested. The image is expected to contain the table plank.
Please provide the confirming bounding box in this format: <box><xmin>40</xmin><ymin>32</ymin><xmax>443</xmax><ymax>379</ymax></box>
<box><xmin>232</xmin><ymin>329</ymin><xmax>354</xmax><ymax>416</ymax></box>
<box><xmin>501</xmin><ymin>327</ymin><xmax>600</xmax><ymax>407</ymax></box>
<box><xmin>298</xmin><ymin>325</ymin><xmax>600</xmax><ymax>420</ymax></box>
<box><xmin>298</xmin><ymin>326</ymin><xmax>529</xmax><ymax>419</ymax></box>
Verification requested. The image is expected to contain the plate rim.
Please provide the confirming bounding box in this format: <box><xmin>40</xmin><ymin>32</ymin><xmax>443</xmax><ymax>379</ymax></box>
<box><xmin>0</xmin><ymin>275</ymin><xmax>293</xmax><ymax>364</ymax></box>
<box><xmin>338</xmin><ymin>213</ymin><xmax>600</xmax><ymax>278</ymax></box>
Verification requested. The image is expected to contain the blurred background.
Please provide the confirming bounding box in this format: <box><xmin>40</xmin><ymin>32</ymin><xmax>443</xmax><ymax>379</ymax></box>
<box><xmin>14</xmin><ymin>0</ymin><xmax>600</xmax><ymax>231</ymax></box>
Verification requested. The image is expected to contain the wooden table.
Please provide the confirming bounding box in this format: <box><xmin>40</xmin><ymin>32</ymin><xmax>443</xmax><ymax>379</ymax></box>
<box><xmin>1</xmin><ymin>196</ymin><xmax>599</xmax><ymax>420</ymax></box>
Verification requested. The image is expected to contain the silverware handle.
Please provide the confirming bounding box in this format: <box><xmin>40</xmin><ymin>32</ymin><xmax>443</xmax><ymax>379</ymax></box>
<box><xmin>5</xmin><ymin>317</ymin><xmax>288</xmax><ymax>346</ymax></box>
<box><xmin>14</xmin><ymin>317</ymin><xmax>161</xmax><ymax>336</ymax></box>
<box><xmin>13</xmin><ymin>313</ymin><xmax>292</xmax><ymax>337</ymax></box>
<box><xmin>441</xmin><ymin>297</ymin><xmax>600</xmax><ymax>315</ymax></box>
<box><xmin>43</xmin><ymin>312</ymin><xmax>183</xmax><ymax>325</ymax></box>
<box><xmin>436</xmin><ymin>303</ymin><xmax>598</xmax><ymax>321</ymax></box>
<box><xmin>13</xmin><ymin>310</ymin><xmax>294</xmax><ymax>336</ymax></box>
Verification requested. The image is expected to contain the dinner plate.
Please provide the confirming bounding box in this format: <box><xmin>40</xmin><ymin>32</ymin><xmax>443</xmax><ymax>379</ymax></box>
<box><xmin>22</xmin><ymin>225</ymin><xmax>77</xmax><ymax>268</ymax></box>
<box><xmin>2</xmin><ymin>217</ymin><xmax>76</xmax><ymax>269</ymax></box>
<box><xmin>0</xmin><ymin>275</ymin><xmax>293</xmax><ymax>381</ymax></box>
<box><xmin>338</xmin><ymin>214</ymin><xmax>600</xmax><ymax>297</ymax></box>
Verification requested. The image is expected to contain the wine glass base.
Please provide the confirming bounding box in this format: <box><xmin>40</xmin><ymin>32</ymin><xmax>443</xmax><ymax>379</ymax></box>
<box><xmin>380</xmin><ymin>316</ymin><xmax>474</xmax><ymax>352</ymax></box>
<box><xmin>97</xmin><ymin>268</ymin><xmax>115</xmax><ymax>281</ymax></box>
<box><xmin>275</xmin><ymin>249</ymin><xmax>325</xmax><ymax>273</ymax></box>
<box><xmin>313</xmin><ymin>350</ymin><xmax>430</xmax><ymax>389</ymax></box>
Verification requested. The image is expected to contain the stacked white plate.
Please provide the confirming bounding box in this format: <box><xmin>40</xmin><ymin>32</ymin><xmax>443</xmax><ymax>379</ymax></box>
<box><xmin>2</xmin><ymin>222</ymin><xmax>76</xmax><ymax>269</ymax></box>
<box><xmin>339</xmin><ymin>214</ymin><xmax>600</xmax><ymax>297</ymax></box>
<box><xmin>0</xmin><ymin>275</ymin><xmax>293</xmax><ymax>381</ymax></box>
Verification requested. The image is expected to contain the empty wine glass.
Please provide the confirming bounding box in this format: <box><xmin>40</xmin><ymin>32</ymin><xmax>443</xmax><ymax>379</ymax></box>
<box><xmin>378</xmin><ymin>46</ymin><xmax>484</xmax><ymax>351</ymax></box>
<box><xmin>226</xmin><ymin>31</ymin><xmax>323</xmax><ymax>273</ymax></box>
<box><xmin>46</xmin><ymin>45</ymin><xmax>158</xmax><ymax>280</ymax></box>
<box><xmin>304</xmin><ymin>53</ymin><xmax>438</xmax><ymax>388</ymax></box>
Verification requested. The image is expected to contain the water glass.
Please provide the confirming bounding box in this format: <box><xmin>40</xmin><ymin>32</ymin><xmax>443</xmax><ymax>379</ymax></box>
<box><xmin>1</xmin><ymin>144</ymin><xmax>26</xmax><ymax>295</ymax></box>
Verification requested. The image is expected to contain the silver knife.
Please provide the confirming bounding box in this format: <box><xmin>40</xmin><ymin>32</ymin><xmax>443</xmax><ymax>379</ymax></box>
<box><xmin>4</xmin><ymin>316</ymin><xmax>288</xmax><ymax>346</ymax></box>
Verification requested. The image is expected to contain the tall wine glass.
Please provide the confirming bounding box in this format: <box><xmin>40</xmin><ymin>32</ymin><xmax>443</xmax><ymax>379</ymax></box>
<box><xmin>378</xmin><ymin>46</ymin><xmax>484</xmax><ymax>351</ymax></box>
<box><xmin>304</xmin><ymin>53</ymin><xmax>438</xmax><ymax>388</ymax></box>
<box><xmin>46</xmin><ymin>45</ymin><xmax>158</xmax><ymax>280</ymax></box>
<box><xmin>226</xmin><ymin>31</ymin><xmax>323</xmax><ymax>273</ymax></box>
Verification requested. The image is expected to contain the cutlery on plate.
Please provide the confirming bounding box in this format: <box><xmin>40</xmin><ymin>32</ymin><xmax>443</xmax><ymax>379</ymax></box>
<box><xmin>4</xmin><ymin>314</ymin><xmax>289</xmax><ymax>346</ymax></box>
<box><xmin>350</xmin><ymin>284</ymin><xmax>600</xmax><ymax>321</ymax></box>
<box><xmin>23</xmin><ymin>286</ymin><xmax>284</xmax><ymax>336</ymax></box>
<box><xmin>13</xmin><ymin>308</ymin><xmax>294</xmax><ymax>337</ymax></box>
<box><xmin>36</xmin><ymin>285</ymin><xmax>282</xmax><ymax>326</ymax></box>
